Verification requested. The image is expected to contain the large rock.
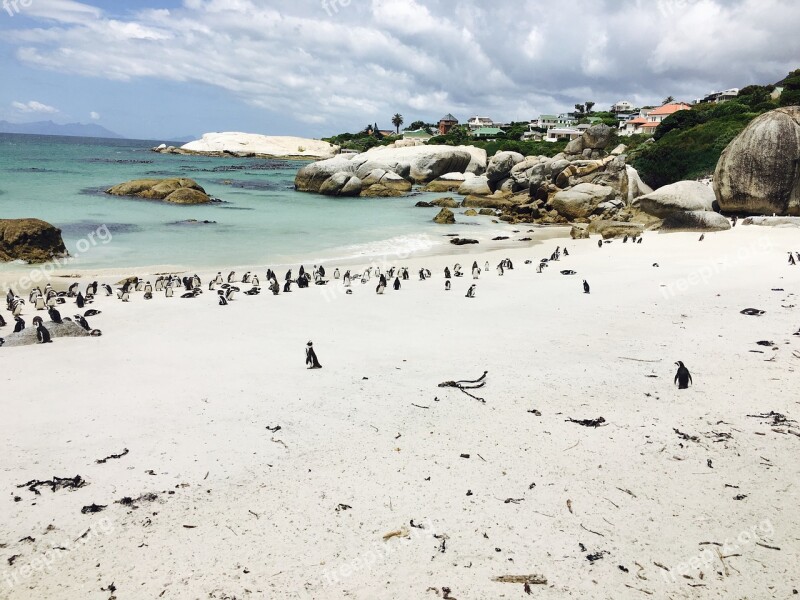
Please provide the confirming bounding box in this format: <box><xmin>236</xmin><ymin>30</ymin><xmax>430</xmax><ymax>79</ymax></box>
<box><xmin>462</xmin><ymin>195</ymin><xmax>514</xmax><ymax>209</ymax></box>
<box><xmin>458</xmin><ymin>175</ymin><xmax>492</xmax><ymax>196</ymax></box>
<box><xmin>660</xmin><ymin>210</ymin><xmax>732</xmax><ymax>232</ymax></box>
<box><xmin>0</xmin><ymin>319</ymin><xmax>93</xmax><ymax>347</ymax></box>
<box><xmin>714</xmin><ymin>106</ymin><xmax>800</xmax><ymax>216</ymax></box>
<box><xmin>587</xmin><ymin>220</ymin><xmax>644</xmax><ymax>239</ymax></box>
<box><xmin>486</xmin><ymin>151</ymin><xmax>524</xmax><ymax>184</ymax></box>
<box><xmin>582</xmin><ymin>124</ymin><xmax>613</xmax><ymax>150</ymax></box>
<box><xmin>319</xmin><ymin>172</ymin><xmax>362</xmax><ymax>196</ymax></box>
<box><xmin>564</xmin><ymin>136</ymin><xmax>585</xmax><ymax>155</ymax></box>
<box><xmin>0</xmin><ymin>218</ymin><xmax>68</xmax><ymax>263</ymax></box>
<box><xmin>624</xmin><ymin>166</ymin><xmax>653</xmax><ymax>204</ymax></box>
<box><xmin>294</xmin><ymin>156</ymin><xmax>357</xmax><ymax>192</ymax></box>
<box><xmin>433</xmin><ymin>208</ymin><xmax>456</xmax><ymax>224</ymax></box>
<box><xmin>177</xmin><ymin>132</ymin><xmax>338</xmax><ymax>159</ymax></box>
<box><xmin>634</xmin><ymin>181</ymin><xmax>715</xmax><ymax>218</ymax></box>
<box><xmin>741</xmin><ymin>216</ymin><xmax>800</xmax><ymax>227</ymax></box>
<box><xmin>106</xmin><ymin>178</ymin><xmax>211</xmax><ymax>204</ymax></box>
<box><xmin>431</xmin><ymin>197</ymin><xmax>460</xmax><ymax>208</ymax></box>
<box><xmin>550</xmin><ymin>183</ymin><xmax>616</xmax><ymax>219</ymax></box>
<box><xmin>359</xmin><ymin>169</ymin><xmax>412</xmax><ymax>197</ymax></box>
<box><xmin>423</xmin><ymin>172</ymin><xmax>466</xmax><ymax>192</ymax></box>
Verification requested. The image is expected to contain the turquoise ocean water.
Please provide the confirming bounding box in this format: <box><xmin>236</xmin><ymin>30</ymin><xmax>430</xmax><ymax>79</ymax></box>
<box><xmin>0</xmin><ymin>133</ymin><xmax>514</xmax><ymax>276</ymax></box>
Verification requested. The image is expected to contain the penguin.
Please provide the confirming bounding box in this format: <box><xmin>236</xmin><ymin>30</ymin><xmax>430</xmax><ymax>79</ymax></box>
<box><xmin>0</xmin><ymin>338</ymin><xmax>4</xmax><ymax>347</ymax></box>
<box><xmin>598</xmin><ymin>239</ymin><xmax>603</xmax><ymax>248</ymax></box>
<box><xmin>136</xmin><ymin>280</ymin><xmax>145</xmax><ymax>292</ymax></box>
<box><xmin>583</xmin><ymin>280</ymin><xmax>590</xmax><ymax>294</ymax></box>
<box><xmin>334</xmin><ymin>268</ymin><xmax>340</xmax><ymax>280</ymax></box>
<box><xmin>244</xmin><ymin>287</ymin><xmax>261</xmax><ymax>296</ymax></box>
<box><xmin>319</xmin><ymin>265</ymin><xmax>326</xmax><ymax>278</ymax></box>
<box><xmin>376</xmin><ymin>281</ymin><xmax>385</xmax><ymax>295</ymax></box>
<box><xmin>445</xmin><ymin>280</ymin><xmax>451</xmax><ymax>291</ymax></box>
<box><xmin>218</xmin><ymin>290</ymin><xmax>228</xmax><ymax>305</ymax></box>
<box><xmin>14</xmin><ymin>316</ymin><xmax>25</xmax><ymax>333</ymax></box>
<box><xmin>144</xmin><ymin>282</ymin><xmax>153</xmax><ymax>294</ymax></box>
<box><xmin>484</xmin><ymin>261</ymin><xmax>490</xmax><ymax>272</ymax></box>
<box><xmin>155</xmin><ymin>277</ymin><xmax>164</xmax><ymax>292</ymax></box>
<box><xmin>242</xmin><ymin>272</ymin><xmax>251</xmax><ymax>284</ymax></box>
<box><xmin>88</xmin><ymin>281</ymin><xmax>98</xmax><ymax>296</ymax></box>
<box><xmin>699</xmin><ymin>234</ymin><xmax>705</xmax><ymax>242</ymax></box>
<box><xmin>623</xmin><ymin>235</ymin><xmax>628</xmax><ymax>243</ymax></box>
<box><xmin>252</xmin><ymin>275</ymin><xmax>260</xmax><ymax>287</ymax></box>
<box><xmin>419</xmin><ymin>269</ymin><xmax>426</xmax><ymax>281</ymax></box>
<box><xmin>283</xmin><ymin>280</ymin><xmax>292</xmax><ymax>293</ymax></box>
<box><xmin>68</xmin><ymin>283</ymin><xmax>79</xmax><ymax>297</ymax></box>
<box><xmin>653</xmin><ymin>263</ymin><xmax>660</xmax><ymax>268</ymax></box>
<box><xmin>472</xmin><ymin>262</ymin><xmax>480</xmax><ymax>279</ymax></box>
<box><xmin>270</xmin><ymin>280</ymin><xmax>280</xmax><ymax>296</ymax></box>
<box><xmin>35</xmin><ymin>318</ymin><xmax>52</xmax><ymax>344</ymax></box>
<box><xmin>674</xmin><ymin>361</ymin><xmax>692</xmax><ymax>389</ymax></box>
<box><xmin>209</xmin><ymin>280</ymin><xmax>216</xmax><ymax>291</ymax></box>
<box><xmin>48</xmin><ymin>306</ymin><xmax>63</xmax><ymax>324</ymax></box>
<box><xmin>74</xmin><ymin>315</ymin><xmax>91</xmax><ymax>331</ymax></box>
<box><xmin>637</xmin><ymin>237</ymin><xmax>643</xmax><ymax>244</ymax></box>
<box><xmin>84</xmin><ymin>309</ymin><xmax>101</xmax><ymax>317</ymax></box>
<box><xmin>285</xmin><ymin>269</ymin><xmax>292</xmax><ymax>282</ymax></box>
<box><xmin>393</xmin><ymin>277</ymin><xmax>401</xmax><ymax>291</ymax></box>
<box><xmin>164</xmin><ymin>286</ymin><xmax>172</xmax><ymax>299</ymax></box>
<box><xmin>228</xmin><ymin>271</ymin><xmax>236</xmax><ymax>283</ymax></box>
<box><xmin>444</xmin><ymin>267</ymin><xmax>451</xmax><ymax>279</ymax></box>
<box><xmin>465</xmin><ymin>285</ymin><xmax>476</xmax><ymax>298</ymax></box>
<box><xmin>343</xmin><ymin>271</ymin><xmax>352</xmax><ymax>287</ymax></box>
<box><xmin>563</xmin><ymin>248</ymin><xmax>569</xmax><ymax>256</ymax></box>
<box><xmin>75</xmin><ymin>292</ymin><xmax>85</xmax><ymax>309</ymax></box>
<box><xmin>305</xmin><ymin>341</ymin><xmax>322</xmax><ymax>369</ymax></box>
<box><xmin>402</xmin><ymin>268</ymin><xmax>409</xmax><ymax>281</ymax></box>
<box><xmin>497</xmin><ymin>262</ymin><xmax>504</xmax><ymax>276</ymax></box>
<box><xmin>144</xmin><ymin>291</ymin><xmax>153</xmax><ymax>300</ymax></box>
<box><xmin>789</xmin><ymin>252</ymin><xmax>796</xmax><ymax>266</ymax></box>
<box><xmin>34</xmin><ymin>295</ymin><xmax>46</xmax><ymax>311</ymax></box>
<box><xmin>505</xmin><ymin>259</ymin><xmax>514</xmax><ymax>270</ymax></box>
<box><xmin>102</xmin><ymin>284</ymin><xmax>113</xmax><ymax>296</ymax></box>
<box><xmin>0</xmin><ymin>314</ymin><xmax>5</xmax><ymax>327</ymax></box>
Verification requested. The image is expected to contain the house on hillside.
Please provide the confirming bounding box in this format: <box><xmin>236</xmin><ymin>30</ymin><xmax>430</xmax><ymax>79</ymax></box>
<box><xmin>697</xmin><ymin>88</ymin><xmax>739</xmax><ymax>104</ymax></box>
<box><xmin>470</xmin><ymin>126</ymin><xmax>504</xmax><ymax>140</ymax></box>
<box><xmin>466</xmin><ymin>116</ymin><xmax>496</xmax><ymax>129</ymax></box>
<box><xmin>612</xmin><ymin>100</ymin><xmax>634</xmax><ymax>113</ymax></box>
<box><xmin>618</xmin><ymin>102</ymin><xmax>691</xmax><ymax>136</ymax></box>
<box><xmin>534</xmin><ymin>114</ymin><xmax>578</xmax><ymax>129</ymax></box>
<box><xmin>545</xmin><ymin>127</ymin><xmax>582</xmax><ymax>142</ymax></box>
<box><xmin>438</xmin><ymin>114</ymin><xmax>459</xmax><ymax>135</ymax></box>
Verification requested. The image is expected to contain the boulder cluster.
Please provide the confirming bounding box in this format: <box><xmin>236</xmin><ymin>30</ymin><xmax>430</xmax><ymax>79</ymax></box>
<box><xmin>105</xmin><ymin>178</ymin><xmax>212</xmax><ymax>205</ymax></box>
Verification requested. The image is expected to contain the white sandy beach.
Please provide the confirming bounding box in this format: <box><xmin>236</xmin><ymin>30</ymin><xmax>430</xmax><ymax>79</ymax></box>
<box><xmin>1</xmin><ymin>226</ymin><xmax>799</xmax><ymax>599</ymax></box>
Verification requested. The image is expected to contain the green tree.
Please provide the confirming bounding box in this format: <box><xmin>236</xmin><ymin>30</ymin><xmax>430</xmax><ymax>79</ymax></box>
<box><xmin>662</xmin><ymin>95</ymin><xmax>675</xmax><ymax>105</ymax></box>
<box><xmin>585</xmin><ymin>101</ymin><xmax>595</xmax><ymax>114</ymax></box>
<box><xmin>574</xmin><ymin>103</ymin><xmax>585</xmax><ymax>115</ymax></box>
<box><xmin>391</xmin><ymin>113</ymin><xmax>404</xmax><ymax>134</ymax></box>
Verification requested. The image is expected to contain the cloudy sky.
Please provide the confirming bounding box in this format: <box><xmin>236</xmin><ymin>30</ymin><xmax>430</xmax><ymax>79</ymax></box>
<box><xmin>0</xmin><ymin>0</ymin><xmax>798</xmax><ymax>140</ymax></box>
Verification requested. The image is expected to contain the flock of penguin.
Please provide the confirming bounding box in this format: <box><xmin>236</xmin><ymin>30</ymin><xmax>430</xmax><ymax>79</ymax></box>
<box><xmin>1</xmin><ymin>283</ymin><xmax>102</xmax><ymax>347</ymax></box>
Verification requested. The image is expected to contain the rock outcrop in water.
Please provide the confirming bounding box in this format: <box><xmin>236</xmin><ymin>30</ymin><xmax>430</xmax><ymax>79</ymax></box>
<box><xmin>714</xmin><ymin>106</ymin><xmax>800</xmax><ymax>216</ymax></box>
<box><xmin>153</xmin><ymin>132</ymin><xmax>338</xmax><ymax>160</ymax></box>
<box><xmin>0</xmin><ymin>218</ymin><xmax>68</xmax><ymax>263</ymax></box>
<box><xmin>106</xmin><ymin>178</ymin><xmax>212</xmax><ymax>205</ymax></box>
<box><xmin>295</xmin><ymin>145</ymin><xmax>487</xmax><ymax>196</ymax></box>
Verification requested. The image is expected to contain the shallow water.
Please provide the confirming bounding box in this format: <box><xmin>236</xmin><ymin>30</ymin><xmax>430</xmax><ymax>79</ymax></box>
<box><xmin>0</xmin><ymin>133</ymin><xmax>535</xmax><ymax>281</ymax></box>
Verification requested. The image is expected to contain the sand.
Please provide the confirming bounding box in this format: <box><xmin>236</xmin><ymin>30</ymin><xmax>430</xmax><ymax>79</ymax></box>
<box><xmin>1</xmin><ymin>226</ymin><xmax>799</xmax><ymax>599</ymax></box>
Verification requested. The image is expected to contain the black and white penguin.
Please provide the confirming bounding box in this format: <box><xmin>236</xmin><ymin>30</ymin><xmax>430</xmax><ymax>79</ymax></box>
<box><xmin>563</xmin><ymin>248</ymin><xmax>569</xmax><ymax>256</ymax></box>
<box><xmin>84</xmin><ymin>309</ymin><xmax>101</xmax><ymax>317</ymax></box>
<box><xmin>164</xmin><ymin>286</ymin><xmax>172</xmax><ymax>299</ymax></box>
<box><xmin>0</xmin><ymin>314</ymin><xmax>6</xmax><ymax>327</ymax></box>
<box><xmin>444</xmin><ymin>267</ymin><xmax>451</xmax><ymax>279</ymax></box>
<box><xmin>445</xmin><ymin>280</ymin><xmax>451</xmax><ymax>291</ymax></box>
<box><xmin>343</xmin><ymin>271</ymin><xmax>351</xmax><ymax>287</ymax></box>
<box><xmin>245</xmin><ymin>286</ymin><xmax>261</xmax><ymax>296</ymax></box>
<box><xmin>598</xmin><ymin>239</ymin><xmax>603</xmax><ymax>248</ymax></box>
<box><xmin>270</xmin><ymin>280</ymin><xmax>280</xmax><ymax>295</ymax></box>
<box><xmin>227</xmin><ymin>271</ymin><xmax>236</xmax><ymax>283</ymax></box>
<box><xmin>788</xmin><ymin>252</ymin><xmax>796</xmax><ymax>266</ymax></box>
<box><xmin>319</xmin><ymin>266</ymin><xmax>326</xmax><ymax>278</ymax></box>
<box><xmin>68</xmin><ymin>283</ymin><xmax>79</xmax><ymax>297</ymax></box>
<box><xmin>376</xmin><ymin>280</ymin><xmax>385</xmax><ymax>295</ymax></box>
<box><xmin>623</xmin><ymin>234</ymin><xmax>629</xmax><ymax>243</ymax></box>
<box><xmin>218</xmin><ymin>290</ymin><xmax>228</xmax><ymax>305</ymax></box>
<box><xmin>242</xmin><ymin>272</ymin><xmax>251</xmax><ymax>284</ymax></box>
<box><xmin>283</xmin><ymin>280</ymin><xmax>292</xmax><ymax>293</ymax></box>
<box><xmin>48</xmin><ymin>306</ymin><xmax>63</xmax><ymax>324</ymax></box>
<box><xmin>333</xmin><ymin>268</ymin><xmax>340</xmax><ymax>280</ymax></box>
<box><xmin>393</xmin><ymin>277</ymin><xmax>401</xmax><ymax>291</ymax></box>
<box><xmin>102</xmin><ymin>284</ymin><xmax>113</xmax><ymax>296</ymax></box>
<box><xmin>252</xmin><ymin>275</ymin><xmax>260</xmax><ymax>287</ymax></box>
<box><xmin>472</xmin><ymin>262</ymin><xmax>480</xmax><ymax>279</ymax></box>
<box><xmin>74</xmin><ymin>314</ymin><xmax>91</xmax><ymax>331</ymax></box>
<box><xmin>305</xmin><ymin>341</ymin><xmax>322</xmax><ymax>369</ymax></box>
<box><xmin>699</xmin><ymin>234</ymin><xmax>705</xmax><ymax>242</ymax></box>
<box><xmin>465</xmin><ymin>284</ymin><xmax>476</xmax><ymax>298</ymax></box>
<box><xmin>34</xmin><ymin>295</ymin><xmax>46</xmax><ymax>311</ymax></box>
<box><xmin>674</xmin><ymin>361</ymin><xmax>692</xmax><ymax>389</ymax></box>
<box><xmin>14</xmin><ymin>316</ymin><xmax>25</xmax><ymax>333</ymax></box>
<box><xmin>583</xmin><ymin>280</ymin><xmax>590</xmax><ymax>294</ymax></box>
<box><xmin>76</xmin><ymin>292</ymin><xmax>85</xmax><ymax>309</ymax></box>
<box><xmin>35</xmin><ymin>318</ymin><xmax>52</xmax><ymax>344</ymax></box>
<box><xmin>637</xmin><ymin>237</ymin><xmax>643</xmax><ymax>244</ymax></box>
<box><xmin>136</xmin><ymin>280</ymin><xmax>145</xmax><ymax>292</ymax></box>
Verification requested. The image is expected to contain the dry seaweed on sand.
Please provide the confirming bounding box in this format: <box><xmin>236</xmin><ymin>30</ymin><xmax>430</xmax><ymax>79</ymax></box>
<box><xmin>96</xmin><ymin>448</ymin><xmax>129</xmax><ymax>464</ymax></box>
<box><xmin>492</xmin><ymin>574</ymin><xmax>547</xmax><ymax>585</ymax></box>
<box><xmin>17</xmin><ymin>475</ymin><xmax>87</xmax><ymax>495</ymax></box>
<box><xmin>438</xmin><ymin>371</ymin><xmax>488</xmax><ymax>403</ymax></box>
<box><xmin>566</xmin><ymin>416</ymin><xmax>606</xmax><ymax>427</ymax></box>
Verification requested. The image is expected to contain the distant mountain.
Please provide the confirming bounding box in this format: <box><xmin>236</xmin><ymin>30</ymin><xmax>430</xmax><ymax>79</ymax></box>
<box><xmin>0</xmin><ymin>120</ymin><xmax>123</xmax><ymax>139</ymax></box>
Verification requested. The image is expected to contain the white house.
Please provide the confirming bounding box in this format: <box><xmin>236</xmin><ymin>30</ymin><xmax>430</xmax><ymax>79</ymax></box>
<box><xmin>466</xmin><ymin>116</ymin><xmax>496</xmax><ymax>129</ymax></box>
<box><xmin>618</xmin><ymin>102</ymin><xmax>691</xmax><ymax>136</ymax></box>
<box><xmin>545</xmin><ymin>127</ymin><xmax>582</xmax><ymax>142</ymax></box>
<box><xmin>612</xmin><ymin>100</ymin><xmax>633</xmax><ymax>113</ymax></box>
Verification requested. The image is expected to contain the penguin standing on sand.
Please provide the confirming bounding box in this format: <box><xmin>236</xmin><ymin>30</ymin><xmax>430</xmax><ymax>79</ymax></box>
<box><xmin>699</xmin><ymin>234</ymin><xmax>705</xmax><ymax>242</ymax></box>
<box><xmin>393</xmin><ymin>277</ymin><xmax>401</xmax><ymax>291</ymax></box>
<box><xmin>33</xmin><ymin>317</ymin><xmax>52</xmax><ymax>344</ymax></box>
<box><xmin>583</xmin><ymin>280</ymin><xmax>590</xmax><ymax>294</ymax></box>
<box><xmin>472</xmin><ymin>262</ymin><xmax>480</xmax><ymax>279</ymax></box>
<box><xmin>14</xmin><ymin>316</ymin><xmax>25</xmax><ymax>333</ymax></box>
<box><xmin>789</xmin><ymin>252</ymin><xmax>796</xmax><ymax>266</ymax></box>
<box><xmin>674</xmin><ymin>361</ymin><xmax>692</xmax><ymax>389</ymax></box>
<box><xmin>334</xmin><ymin>268</ymin><xmax>340</xmax><ymax>280</ymax></box>
<box><xmin>376</xmin><ymin>278</ymin><xmax>386</xmax><ymax>295</ymax></box>
<box><xmin>444</xmin><ymin>267</ymin><xmax>451</xmax><ymax>279</ymax></box>
<box><xmin>0</xmin><ymin>314</ymin><xmax>5</xmax><ymax>327</ymax></box>
<box><xmin>218</xmin><ymin>290</ymin><xmax>228</xmax><ymax>306</ymax></box>
<box><xmin>465</xmin><ymin>284</ymin><xmax>476</xmax><ymax>298</ymax></box>
<box><xmin>305</xmin><ymin>341</ymin><xmax>322</xmax><ymax>369</ymax></box>
<box><xmin>76</xmin><ymin>292</ymin><xmax>85</xmax><ymax>309</ymax></box>
<box><xmin>445</xmin><ymin>280</ymin><xmax>451</xmax><ymax>291</ymax></box>
<box><xmin>563</xmin><ymin>248</ymin><xmax>569</xmax><ymax>256</ymax></box>
<box><xmin>598</xmin><ymin>239</ymin><xmax>603</xmax><ymax>248</ymax></box>
<box><xmin>637</xmin><ymin>237</ymin><xmax>642</xmax><ymax>244</ymax></box>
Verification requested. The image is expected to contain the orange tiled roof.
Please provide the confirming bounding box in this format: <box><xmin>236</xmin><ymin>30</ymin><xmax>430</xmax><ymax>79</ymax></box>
<box><xmin>640</xmin><ymin>121</ymin><xmax>660</xmax><ymax>128</ymax></box>
<box><xmin>627</xmin><ymin>117</ymin><xmax>648</xmax><ymax>125</ymax></box>
<box><xmin>648</xmin><ymin>103</ymin><xmax>691</xmax><ymax>116</ymax></box>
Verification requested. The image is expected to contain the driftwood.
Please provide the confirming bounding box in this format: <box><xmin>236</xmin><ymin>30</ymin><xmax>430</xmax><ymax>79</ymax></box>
<box><xmin>18</xmin><ymin>475</ymin><xmax>87</xmax><ymax>495</ymax></box>
<box><xmin>438</xmin><ymin>371</ymin><xmax>488</xmax><ymax>403</ymax></box>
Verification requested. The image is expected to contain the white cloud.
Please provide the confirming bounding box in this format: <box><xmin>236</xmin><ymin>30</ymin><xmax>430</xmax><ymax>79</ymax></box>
<box><xmin>2</xmin><ymin>0</ymin><xmax>799</xmax><ymax>131</ymax></box>
<box><xmin>11</xmin><ymin>100</ymin><xmax>59</xmax><ymax>114</ymax></box>
<box><xmin>90</xmin><ymin>111</ymin><xmax>100</xmax><ymax>120</ymax></box>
